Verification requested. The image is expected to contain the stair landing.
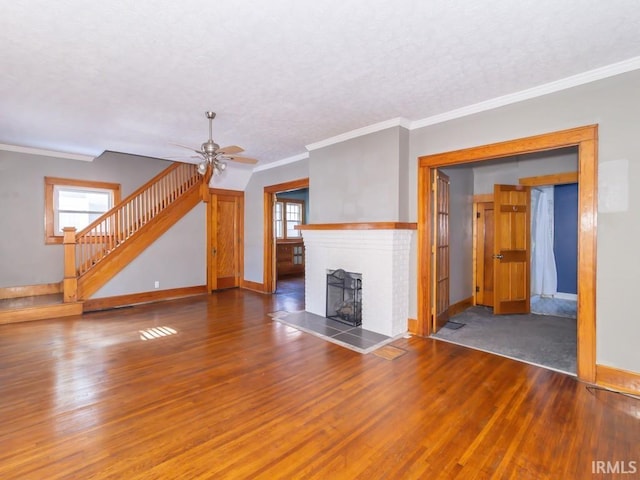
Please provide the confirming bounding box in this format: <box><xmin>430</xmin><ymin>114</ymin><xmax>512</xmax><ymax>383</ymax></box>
<box><xmin>0</xmin><ymin>294</ymin><xmax>83</xmax><ymax>325</ymax></box>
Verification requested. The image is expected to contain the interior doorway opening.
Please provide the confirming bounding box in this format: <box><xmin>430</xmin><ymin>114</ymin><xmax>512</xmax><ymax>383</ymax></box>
<box><xmin>417</xmin><ymin>125</ymin><xmax>597</xmax><ymax>383</ymax></box>
<box><xmin>432</xmin><ymin>148</ymin><xmax>579</xmax><ymax>374</ymax></box>
<box><xmin>263</xmin><ymin>178</ymin><xmax>309</xmax><ymax>301</ymax></box>
<box><xmin>274</xmin><ymin>188</ymin><xmax>308</xmax><ymax>292</ymax></box>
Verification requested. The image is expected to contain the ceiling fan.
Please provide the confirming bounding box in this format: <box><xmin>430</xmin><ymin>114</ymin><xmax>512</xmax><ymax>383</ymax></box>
<box><xmin>174</xmin><ymin>111</ymin><xmax>257</xmax><ymax>175</ymax></box>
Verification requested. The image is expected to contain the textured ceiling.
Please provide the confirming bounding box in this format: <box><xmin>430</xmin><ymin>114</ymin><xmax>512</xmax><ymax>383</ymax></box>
<box><xmin>2</xmin><ymin>0</ymin><xmax>640</xmax><ymax>168</ymax></box>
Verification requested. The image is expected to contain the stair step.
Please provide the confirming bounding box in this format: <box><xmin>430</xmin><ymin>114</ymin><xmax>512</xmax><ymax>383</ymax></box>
<box><xmin>0</xmin><ymin>294</ymin><xmax>82</xmax><ymax>324</ymax></box>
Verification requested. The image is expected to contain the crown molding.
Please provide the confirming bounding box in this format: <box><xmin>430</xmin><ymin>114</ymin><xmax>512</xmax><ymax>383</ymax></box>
<box><xmin>252</xmin><ymin>152</ymin><xmax>309</xmax><ymax>172</ymax></box>
<box><xmin>306</xmin><ymin>117</ymin><xmax>411</xmax><ymax>151</ymax></box>
<box><xmin>251</xmin><ymin>56</ymin><xmax>640</xmax><ymax>173</ymax></box>
<box><xmin>410</xmin><ymin>55</ymin><xmax>640</xmax><ymax>130</ymax></box>
<box><xmin>0</xmin><ymin>143</ymin><xmax>95</xmax><ymax>162</ymax></box>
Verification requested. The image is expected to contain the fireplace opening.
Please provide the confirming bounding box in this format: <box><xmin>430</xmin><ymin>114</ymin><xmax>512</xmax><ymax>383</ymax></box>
<box><xmin>326</xmin><ymin>269</ymin><xmax>362</xmax><ymax>326</ymax></box>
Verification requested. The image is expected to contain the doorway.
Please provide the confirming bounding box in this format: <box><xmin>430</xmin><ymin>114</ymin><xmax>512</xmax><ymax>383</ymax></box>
<box><xmin>418</xmin><ymin>125</ymin><xmax>597</xmax><ymax>383</ymax></box>
<box><xmin>263</xmin><ymin>178</ymin><xmax>310</xmax><ymax>295</ymax></box>
<box><xmin>435</xmin><ymin>165</ymin><xmax>579</xmax><ymax>373</ymax></box>
<box><xmin>474</xmin><ymin>175</ymin><xmax>578</xmax><ymax>315</ymax></box>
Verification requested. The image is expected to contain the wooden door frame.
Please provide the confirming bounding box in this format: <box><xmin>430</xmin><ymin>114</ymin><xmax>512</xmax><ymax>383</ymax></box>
<box><xmin>418</xmin><ymin>125</ymin><xmax>597</xmax><ymax>382</ymax></box>
<box><xmin>473</xmin><ymin>200</ymin><xmax>494</xmax><ymax>307</ymax></box>
<box><xmin>207</xmin><ymin>188</ymin><xmax>245</xmax><ymax>292</ymax></box>
<box><xmin>263</xmin><ymin>178</ymin><xmax>309</xmax><ymax>293</ymax></box>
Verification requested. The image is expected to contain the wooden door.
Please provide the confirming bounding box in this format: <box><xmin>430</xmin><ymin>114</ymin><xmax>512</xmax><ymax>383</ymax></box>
<box><xmin>432</xmin><ymin>169</ymin><xmax>450</xmax><ymax>332</ymax></box>
<box><xmin>493</xmin><ymin>184</ymin><xmax>530</xmax><ymax>314</ymax></box>
<box><xmin>475</xmin><ymin>202</ymin><xmax>494</xmax><ymax>307</ymax></box>
<box><xmin>208</xmin><ymin>192</ymin><xmax>244</xmax><ymax>291</ymax></box>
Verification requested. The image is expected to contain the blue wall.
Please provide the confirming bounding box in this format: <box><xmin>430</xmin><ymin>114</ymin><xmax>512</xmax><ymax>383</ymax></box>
<box><xmin>553</xmin><ymin>183</ymin><xmax>578</xmax><ymax>294</ymax></box>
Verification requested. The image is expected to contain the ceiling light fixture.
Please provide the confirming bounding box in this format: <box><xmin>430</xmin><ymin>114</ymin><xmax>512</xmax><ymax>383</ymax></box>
<box><xmin>174</xmin><ymin>111</ymin><xmax>258</xmax><ymax>176</ymax></box>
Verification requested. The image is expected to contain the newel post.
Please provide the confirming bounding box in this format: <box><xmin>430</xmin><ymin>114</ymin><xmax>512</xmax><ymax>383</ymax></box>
<box><xmin>62</xmin><ymin>227</ymin><xmax>78</xmax><ymax>303</ymax></box>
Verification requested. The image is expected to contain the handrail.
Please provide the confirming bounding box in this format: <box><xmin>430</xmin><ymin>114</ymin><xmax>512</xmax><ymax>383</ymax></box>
<box><xmin>74</xmin><ymin>162</ymin><xmax>200</xmax><ymax>277</ymax></box>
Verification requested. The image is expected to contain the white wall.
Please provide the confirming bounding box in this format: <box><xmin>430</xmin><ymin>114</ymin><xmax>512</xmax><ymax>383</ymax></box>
<box><xmin>408</xmin><ymin>68</ymin><xmax>640</xmax><ymax>373</ymax></box>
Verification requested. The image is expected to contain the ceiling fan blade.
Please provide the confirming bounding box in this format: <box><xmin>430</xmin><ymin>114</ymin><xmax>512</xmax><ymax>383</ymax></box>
<box><xmin>224</xmin><ymin>155</ymin><xmax>258</xmax><ymax>165</ymax></box>
<box><xmin>170</xmin><ymin>142</ymin><xmax>204</xmax><ymax>155</ymax></box>
<box><xmin>216</xmin><ymin>145</ymin><xmax>244</xmax><ymax>155</ymax></box>
<box><xmin>164</xmin><ymin>155</ymin><xmax>201</xmax><ymax>160</ymax></box>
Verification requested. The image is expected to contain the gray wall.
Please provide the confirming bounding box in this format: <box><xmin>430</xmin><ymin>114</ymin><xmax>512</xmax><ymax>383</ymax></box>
<box><xmin>0</xmin><ymin>150</ymin><xmax>205</xmax><ymax>294</ymax></box>
<box><xmin>441</xmin><ymin>167</ymin><xmax>474</xmax><ymax>304</ymax></box>
<box><xmin>309</xmin><ymin>126</ymin><xmax>407</xmax><ymax>223</ymax></box>
<box><xmin>93</xmin><ymin>203</ymin><xmax>205</xmax><ymax>298</ymax></box>
<box><xmin>243</xmin><ymin>159</ymin><xmax>309</xmax><ymax>283</ymax></box>
<box><xmin>473</xmin><ymin>148</ymin><xmax>578</xmax><ymax>194</ymax></box>
<box><xmin>398</xmin><ymin>127</ymin><xmax>411</xmax><ymax>221</ymax></box>
<box><xmin>408</xmin><ymin>68</ymin><xmax>640</xmax><ymax>372</ymax></box>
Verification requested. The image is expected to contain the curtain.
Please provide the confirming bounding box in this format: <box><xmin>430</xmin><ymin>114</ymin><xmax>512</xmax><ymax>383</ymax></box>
<box><xmin>531</xmin><ymin>186</ymin><xmax>557</xmax><ymax>296</ymax></box>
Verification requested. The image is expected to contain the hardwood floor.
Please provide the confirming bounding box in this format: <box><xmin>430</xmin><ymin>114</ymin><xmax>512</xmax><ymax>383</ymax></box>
<box><xmin>0</xmin><ymin>288</ymin><xmax>638</xmax><ymax>479</ymax></box>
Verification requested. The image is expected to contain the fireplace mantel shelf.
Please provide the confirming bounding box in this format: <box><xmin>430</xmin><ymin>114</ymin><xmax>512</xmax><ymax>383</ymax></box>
<box><xmin>297</xmin><ymin>222</ymin><xmax>417</xmax><ymax>231</ymax></box>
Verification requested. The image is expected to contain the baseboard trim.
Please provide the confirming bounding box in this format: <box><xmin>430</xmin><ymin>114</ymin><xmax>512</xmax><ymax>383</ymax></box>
<box><xmin>241</xmin><ymin>280</ymin><xmax>268</xmax><ymax>294</ymax></box>
<box><xmin>596</xmin><ymin>364</ymin><xmax>640</xmax><ymax>395</ymax></box>
<box><xmin>553</xmin><ymin>292</ymin><xmax>578</xmax><ymax>301</ymax></box>
<box><xmin>449</xmin><ymin>296</ymin><xmax>474</xmax><ymax>318</ymax></box>
<box><xmin>407</xmin><ymin>318</ymin><xmax>418</xmax><ymax>335</ymax></box>
<box><xmin>0</xmin><ymin>282</ymin><xmax>63</xmax><ymax>300</ymax></box>
<box><xmin>83</xmin><ymin>285</ymin><xmax>208</xmax><ymax>312</ymax></box>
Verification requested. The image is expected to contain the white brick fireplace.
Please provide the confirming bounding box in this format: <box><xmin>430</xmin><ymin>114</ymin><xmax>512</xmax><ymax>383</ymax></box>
<box><xmin>299</xmin><ymin>223</ymin><xmax>415</xmax><ymax>337</ymax></box>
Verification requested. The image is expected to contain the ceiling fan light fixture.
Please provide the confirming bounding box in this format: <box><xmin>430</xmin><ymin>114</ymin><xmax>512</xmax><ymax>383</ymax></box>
<box><xmin>202</xmin><ymin>140</ymin><xmax>219</xmax><ymax>156</ymax></box>
<box><xmin>197</xmin><ymin>160</ymin><xmax>208</xmax><ymax>175</ymax></box>
<box><xmin>175</xmin><ymin>111</ymin><xmax>257</xmax><ymax>177</ymax></box>
<box><xmin>213</xmin><ymin>159</ymin><xmax>228</xmax><ymax>176</ymax></box>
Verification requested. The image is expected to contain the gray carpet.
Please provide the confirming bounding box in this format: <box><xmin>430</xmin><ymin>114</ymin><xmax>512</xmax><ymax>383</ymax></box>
<box><xmin>432</xmin><ymin>306</ymin><xmax>577</xmax><ymax>374</ymax></box>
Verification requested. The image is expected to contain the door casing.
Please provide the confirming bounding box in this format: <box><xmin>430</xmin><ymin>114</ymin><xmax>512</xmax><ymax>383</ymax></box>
<box><xmin>474</xmin><ymin>201</ymin><xmax>494</xmax><ymax>307</ymax></box>
<box><xmin>418</xmin><ymin>124</ymin><xmax>598</xmax><ymax>382</ymax></box>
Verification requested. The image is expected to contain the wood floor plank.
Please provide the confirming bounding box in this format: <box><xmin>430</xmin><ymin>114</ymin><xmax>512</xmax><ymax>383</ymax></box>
<box><xmin>0</xmin><ymin>288</ymin><xmax>638</xmax><ymax>479</ymax></box>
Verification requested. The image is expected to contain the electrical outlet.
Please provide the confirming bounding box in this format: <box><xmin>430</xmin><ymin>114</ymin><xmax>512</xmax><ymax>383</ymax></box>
<box><xmin>154</xmin><ymin>281</ymin><xmax>160</xmax><ymax>289</ymax></box>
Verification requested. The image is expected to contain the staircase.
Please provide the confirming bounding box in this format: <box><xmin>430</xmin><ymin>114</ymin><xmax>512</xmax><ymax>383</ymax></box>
<box><xmin>66</xmin><ymin>162</ymin><xmax>205</xmax><ymax>301</ymax></box>
<box><xmin>0</xmin><ymin>162</ymin><xmax>207</xmax><ymax>324</ymax></box>
<box><xmin>0</xmin><ymin>288</ymin><xmax>82</xmax><ymax>325</ymax></box>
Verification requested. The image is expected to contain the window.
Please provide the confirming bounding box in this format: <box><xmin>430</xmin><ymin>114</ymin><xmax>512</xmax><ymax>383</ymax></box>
<box><xmin>45</xmin><ymin>177</ymin><xmax>121</xmax><ymax>244</ymax></box>
<box><xmin>274</xmin><ymin>198</ymin><xmax>304</xmax><ymax>240</ymax></box>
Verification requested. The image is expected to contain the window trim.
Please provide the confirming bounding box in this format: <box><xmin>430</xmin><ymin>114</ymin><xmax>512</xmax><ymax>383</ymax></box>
<box><xmin>275</xmin><ymin>198</ymin><xmax>305</xmax><ymax>242</ymax></box>
<box><xmin>44</xmin><ymin>177</ymin><xmax>121</xmax><ymax>245</ymax></box>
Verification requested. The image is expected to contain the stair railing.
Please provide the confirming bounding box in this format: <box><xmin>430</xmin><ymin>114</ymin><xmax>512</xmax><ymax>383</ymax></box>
<box><xmin>72</xmin><ymin>162</ymin><xmax>200</xmax><ymax>278</ymax></box>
